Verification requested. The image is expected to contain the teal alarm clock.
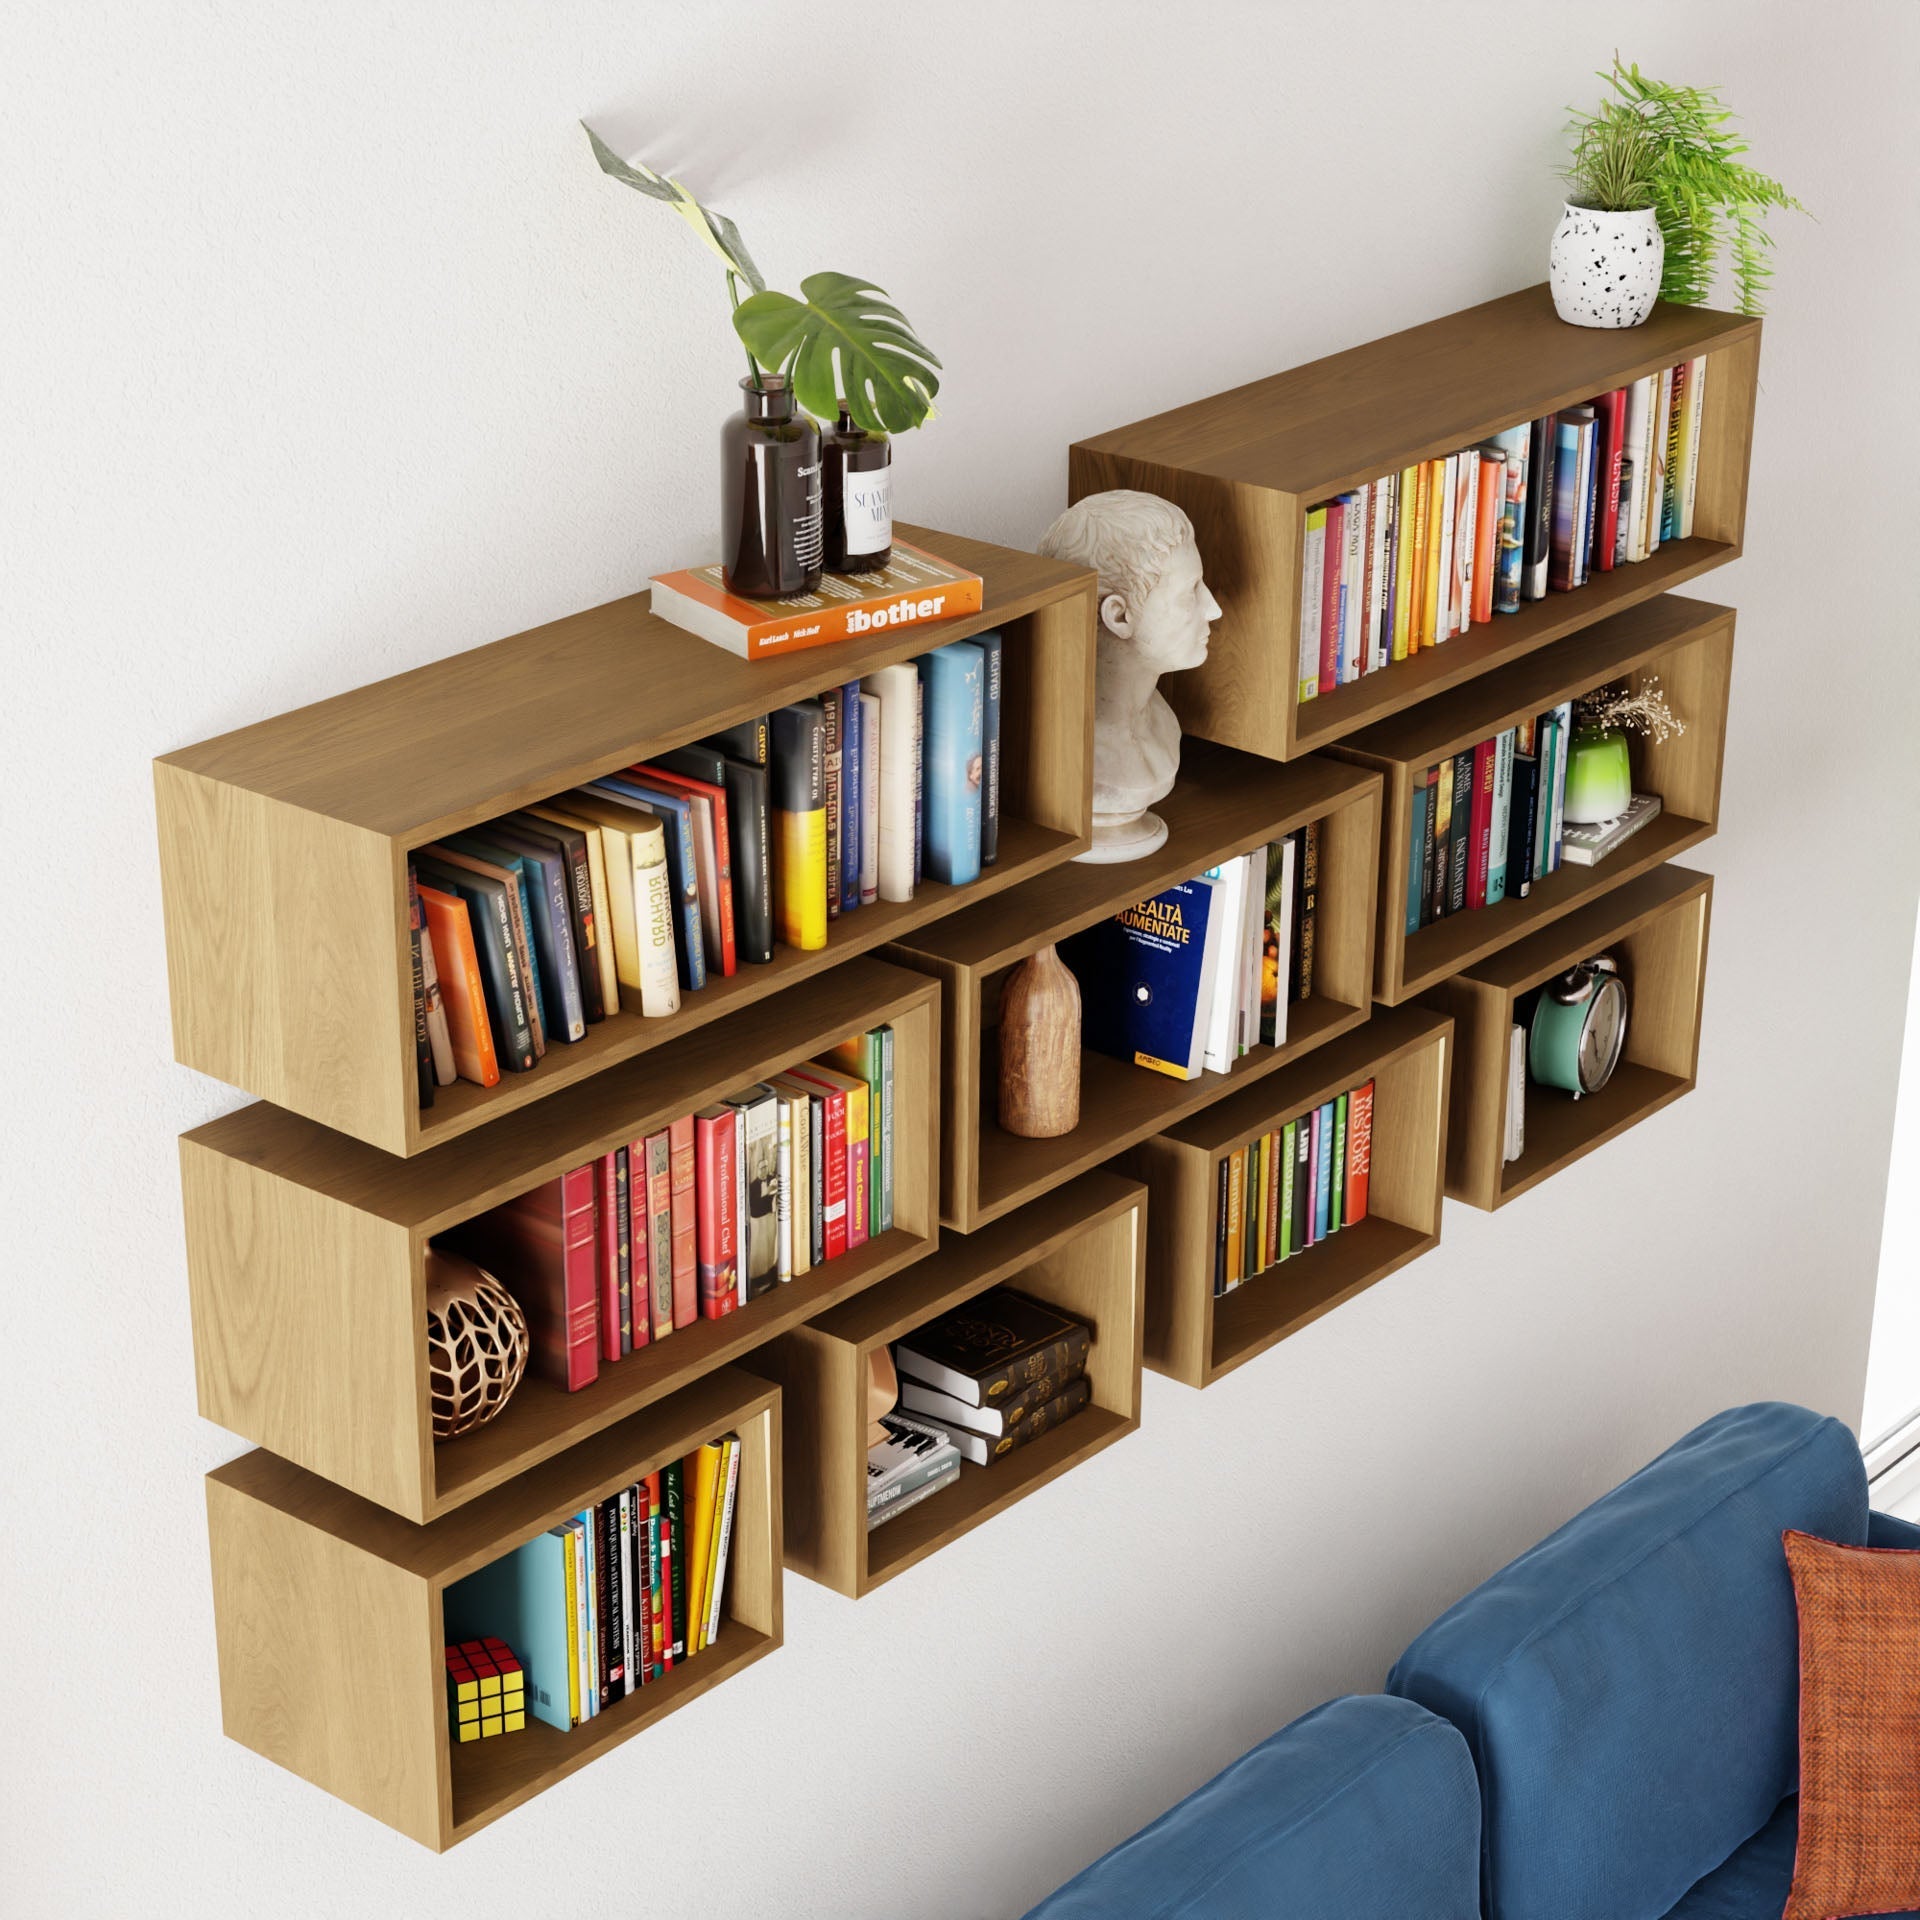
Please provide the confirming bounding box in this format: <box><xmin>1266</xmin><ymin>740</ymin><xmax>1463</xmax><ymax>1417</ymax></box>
<box><xmin>1529</xmin><ymin>954</ymin><xmax>1629</xmax><ymax>1098</ymax></box>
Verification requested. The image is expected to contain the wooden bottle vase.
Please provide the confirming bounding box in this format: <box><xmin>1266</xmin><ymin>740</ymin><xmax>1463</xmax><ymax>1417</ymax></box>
<box><xmin>997</xmin><ymin>944</ymin><xmax>1082</xmax><ymax>1139</ymax></box>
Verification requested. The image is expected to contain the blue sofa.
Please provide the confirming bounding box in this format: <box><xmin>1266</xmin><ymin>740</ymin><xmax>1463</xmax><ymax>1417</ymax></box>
<box><xmin>1026</xmin><ymin>1404</ymin><xmax>1920</xmax><ymax>1919</ymax></box>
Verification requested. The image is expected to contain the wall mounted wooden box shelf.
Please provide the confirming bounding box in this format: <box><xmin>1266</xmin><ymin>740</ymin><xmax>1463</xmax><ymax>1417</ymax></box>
<box><xmin>1423</xmin><ymin>863</ymin><xmax>1712</xmax><ymax>1211</ymax></box>
<box><xmin>1117</xmin><ymin>1005</ymin><xmax>1449</xmax><ymax>1389</ymax></box>
<box><xmin>206</xmin><ymin>1368</ymin><xmax>781</xmax><ymax>1851</ymax></box>
<box><xmin>1070</xmin><ymin>285</ymin><xmax>1759</xmax><ymax>760</ymax></box>
<box><xmin>1333</xmin><ymin>592</ymin><xmax>1733</xmax><ymax>1004</ymax></box>
<box><xmin>155</xmin><ymin>525</ymin><xmax>1095</xmax><ymax>1157</ymax></box>
<box><xmin>885</xmin><ymin>743</ymin><xmax>1381</xmax><ymax>1232</ymax></box>
<box><xmin>750</xmin><ymin>1171</ymin><xmax>1144</xmax><ymax>1599</ymax></box>
<box><xmin>182</xmin><ymin>957</ymin><xmax>938</xmax><ymax>1523</ymax></box>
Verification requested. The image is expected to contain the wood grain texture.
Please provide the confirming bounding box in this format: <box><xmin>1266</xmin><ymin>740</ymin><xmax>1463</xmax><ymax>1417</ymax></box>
<box><xmin>1420</xmin><ymin>863</ymin><xmax>1712</xmax><ymax>1209</ymax></box>
<box><xmin>995</xmin><ymin>946</ymin><xmax>1082</xmax><ymax>1138</ymax></box>
<box><xmin>1333</xmin><ymin>594</ymin><xmax>1733</xmax><ymax>1002</ymax></box>
<box><xmin>154</xmin><ymin>524</ymin><xmax>1095</xmax><ymax>1155</ymax></box>
<box><xmin>750</xmin><ymin>1171</ymin><xmax>1145</xmax><ymax>1597</ymax></box>
<box><xmin>206</xmin><ymin>1371</ymin><xmax>782</xmax><ymax>1848</ymax></box>
<box><xmin>1115</xmin><ymin>1005</ymin><xmax>1450</xmax><ymax>1386</ymax></box>
<box><xmin>1070</xmin><ymin>286</ymin><xmax>1758</xmax><ymax>758</ymax></box>
<box><xmin>181</xmin><ymin>963</ymin><xmax>938</xmax><ymax>1521</ymax></box>
<box><xmin>887</xmin><ymin>744</ymin><xmax>1380</xmax><ymax>1229</ymax></box>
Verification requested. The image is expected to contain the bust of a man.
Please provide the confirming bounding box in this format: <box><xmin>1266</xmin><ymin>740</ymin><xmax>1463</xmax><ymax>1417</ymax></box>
<box><xmin>1038</xmin><ymin>490</ymin><xmax>1222</xmax><ymax>862</ymax></box>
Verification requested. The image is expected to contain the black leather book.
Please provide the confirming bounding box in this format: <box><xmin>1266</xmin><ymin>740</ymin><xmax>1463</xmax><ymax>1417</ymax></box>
<box><xmin>701</xmin><ymin>713</ymin><xmax>768</xmax><ymax>767</ymax></box>
<box><xmin>895</xmin><ymin>1286</ymin><xmax>1093</xmax><ymax>1408</ymax></box>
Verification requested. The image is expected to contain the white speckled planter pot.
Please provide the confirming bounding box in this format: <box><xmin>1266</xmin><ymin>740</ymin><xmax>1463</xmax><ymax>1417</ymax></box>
<box><xmin>1549</xmin><ymin>203</ymin><xmax>1665</xmax><ymax>328</ymax></box>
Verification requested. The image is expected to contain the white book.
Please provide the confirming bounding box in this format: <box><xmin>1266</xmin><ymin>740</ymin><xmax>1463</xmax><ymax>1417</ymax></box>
<box><xmin>1679</xmin><ymin>354</ymin><xmax>1707</xmax><ymax>538</ymax></box>
<box><xmin>1340</xmin><ymin>483</ymin><xmax>1367</xmax><ymax>684</ymax></box>
<box><xmin>1454</xmin><ymin>452</ymin><xmax>1478</xmax><ymax>635</ymax></box>
<box><xmin>1268</xmin><ymin>836</ymin><xmax>1296</xmax><ymax>1050</ymax></box>
<box><xmin>1202</xmin><ymin>855</ymin><xmax>1246</xmax><ymax>1074</ymax></box>
<box><xmin>858</xmin><ymin>690</ymin><xmax>881</xmax><ymax>905</ymax></box>
<box><xmin>775</xmin><ymin>1103</ymin><xmax>792</xmax><ymax>1284</ymax></box>
<box><xmin>1367</xmin><ymin>472</ymin><xmax>1395</xmax><ymax>672</ymax></box>
<box><xmin>632</xmin><ymin>830</ymin><xmax>681</xmax><ymax>1017</ymax></box>
<box><xmin>1622</xmin><ymin>375</ymin><xmax>1653</xmax><ymax>564</ymax></box>
<box><xmin>1298</xmin><ymin>508</ymin><xmax>1327</xmax><ymax>702</ymax></box>
<box><xmin>1435</xmin><ymin>454</ymin><xmax>1458</xmax><ymax>641</ymax></box>
<box><xmin>866</xmin><ymin>1463</ymin><xmax>960</xmax><ymax>1531</ymax></box>
<box><xmin>705</xmin><ymin>1438</ymin><xmax>742</xmax><ymax>1649</ymax></box>
<box><xmin>1504</xmin><ymin>1024</ymin><xmax>1527</xmax><ymax>1163</ymax></box>
<box><xmin>1547</xmin><ymin>699</ymin><xmax>1573</xmax><ymax>869</ymax></box>
<box><xmin>861</xmin><ymin>662</ymin><xmax>920</xmax><ymax>903</ymax></box>
<box><xmin>1241</xmin><ymin>849</ymin><xmax>1265</xmax><ymax>1057</ymax></box>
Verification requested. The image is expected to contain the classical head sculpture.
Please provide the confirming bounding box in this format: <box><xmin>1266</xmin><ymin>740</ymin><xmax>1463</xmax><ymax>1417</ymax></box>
<box><xmin>1038</xmin><ymin>490</ymin><xmax>1222</xmax><ymax>862</ymax></box>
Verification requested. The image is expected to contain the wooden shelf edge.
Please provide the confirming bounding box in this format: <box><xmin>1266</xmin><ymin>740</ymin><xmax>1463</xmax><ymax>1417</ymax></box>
<box><xmin>431</xmin><ymin>1229</ymin><xmax>936</xmax><ymax>1515</ymax></box>
<box><xmin>1481</xmin><ymin>1067</ymin><xmax>1695</xmax><ymax>1212</ymax></box>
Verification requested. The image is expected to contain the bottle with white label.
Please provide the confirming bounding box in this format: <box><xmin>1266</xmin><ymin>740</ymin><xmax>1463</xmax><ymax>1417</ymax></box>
<box><xmin>821</xmin><ymin>404</ymin><xmax>892</xmax><ymax>573</ymax></box>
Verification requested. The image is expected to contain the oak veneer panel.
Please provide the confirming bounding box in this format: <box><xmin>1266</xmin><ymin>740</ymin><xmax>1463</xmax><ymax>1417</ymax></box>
<box><xmin>206</xmin><ymin>1369</ymin><xmax>782</xmax><ymax>1849</ymax></box>
<box><xmin>155</xmin><ymin>523</ymin><xmax>1096</xmax><ymax>1155</ymax></box>
<box><xmin>1332</xmin><ymin>593</ymin><xmax>1733</xmax><ymax>1002</ymax></box>
<box><xmin>183</xmin><ymin>957</ymin><xmax>939</xmax><ymax>1521</ymax></box>
<box><xmin>1421</xmin><ymin>862</ymin><xmax>1711</xmax><ymax>1210</ymax></box>
<box><xmin>887</xmin><ymin>743</ymin><xmax>1381</xmax><ymax>1230</ymax></box>
<box><xmin>1070</xmin><ymin>285</ymin><xmax>1759</xmax><ymax>758</ymax></box>
<box><xmin>1116</xmin><ymin>1005</ymin><xmax>1450</xmax><ymax>1387</ymax></box>
<box><xmin>750</xmin><ymin>1170</ymin><xmax>1144</xmax><ymax>1598</ymax></box>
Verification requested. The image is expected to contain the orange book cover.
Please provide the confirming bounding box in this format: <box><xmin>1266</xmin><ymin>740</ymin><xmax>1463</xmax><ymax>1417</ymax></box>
<box><xmin>1407</xmin><ymin>462</ymin><xmax>1432</xmax><ymax>653</ymax></box>
<box><xmin>650</xmin><ymin>540</ymin><xmax>983</xmax><ymax>661</ymax></box>
<box><xmin>1345</xmin><ymin>1079</ymin><xmax>1374</xmax><ymax>1225</ymax></box>
<box><xmin>416</xmin><ymin>884</ymin><xmax>500</xmax><ymax>1086</ymax></box>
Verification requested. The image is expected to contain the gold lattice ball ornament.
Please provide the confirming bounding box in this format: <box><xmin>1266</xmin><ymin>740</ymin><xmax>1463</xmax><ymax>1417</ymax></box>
<box><xmin>425</xmin><ymin>1250</ymin><xmax>529</xmax><ymax>1440</ymax></box>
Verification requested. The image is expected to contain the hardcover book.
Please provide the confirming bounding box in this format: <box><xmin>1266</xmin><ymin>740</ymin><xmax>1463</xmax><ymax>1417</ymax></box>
<box><xmin>770</xmin><ymin>701</ymin><xmax>828</xmax><ymax>951</ymax></box>
<box><xmin>725</xmin><ymin>1084</ymin><xmax>781</xmax><ymax>1301</ymax></box>
<box><xmin>1560</xmin><ymin>790</ymin><xmax>1664</xmax><ymax>867</ymax></box>
<box><xmin>1063</xmin><ymin>874</ymin><xmax>1225</xmax><ymax>1081</ymax></box>
<box><xmin>918</xmin><ymin>639</ymin><xmax>985</xmax><ymax>886</ymax></box>
<box><xmin>693</xmin><ymin>1105</ymin><xmax>740</xmax><ymax>1318</ymax></box>
<box><xmin>589</xmin><ymin>775</ymin><xmax>707</xmax><ymax>991</ymax></box>
<box><xmin>948</xmin><ymin>1374</ymin><xmax>1093</xmax><ymax>1466</ymax></box>
<box><xmin>977</xmin><ymin>630</ymin><xmax>1003</xmax><ymax>864</ymax></box>
<box><xmin>649</xmin><ymin>540</ymin><xmax>984</xmax><ymax>661</ymax></box>
<box><xmin>894</xmin><ymin>1286</ymin><xmax>1092</xmax><ymax>1407</ymax></box>
<box><xmin>861</xmin><ymin>662</ymin><xmax>920</xmax><ymax>905</ymax></box>
<box><xmin>451</xmin><ymin>1167</ymin><xmax>599</xmax><ymax>1392</ymax></box>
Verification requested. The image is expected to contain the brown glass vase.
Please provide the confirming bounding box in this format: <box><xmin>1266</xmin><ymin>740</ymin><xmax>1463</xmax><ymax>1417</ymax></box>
<box><xmin>721</xmin><ymin>373</ymin><xmax>823</xmax><ymax>597</ymax></box>
<box><xmin>997</xmin><ymin>944</ymin><xmax>1082</xmax><ymax>1139</ymax></box>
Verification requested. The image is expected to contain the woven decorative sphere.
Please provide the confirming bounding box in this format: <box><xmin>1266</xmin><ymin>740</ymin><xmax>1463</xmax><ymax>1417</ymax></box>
<box><xmin>425</xmin><ymin>1249</ymin><xmax>529</xmax><ymax>1441</ymax></box>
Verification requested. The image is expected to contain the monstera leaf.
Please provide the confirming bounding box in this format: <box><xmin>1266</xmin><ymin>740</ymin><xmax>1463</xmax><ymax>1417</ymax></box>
<box><xmin>732</xmin><ymin>273</ymin><xmax>941</xmax><ymax>434</ymax></box>
<box><xmin>583</xmin><ymin>123</ymin><xmax>764</xmax><ymax>292</ymax></box>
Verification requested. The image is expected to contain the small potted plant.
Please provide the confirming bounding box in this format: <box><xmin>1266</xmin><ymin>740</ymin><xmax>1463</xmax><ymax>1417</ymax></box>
<box><xmin>584</xmin><ymin>126</ymin><xmax>939</xmax><ymax>596</ymax></box>
<box><xmin>1551</xmin><ymin>57</ymin><xmax>1803</xmax><ymax>328</ymax></box>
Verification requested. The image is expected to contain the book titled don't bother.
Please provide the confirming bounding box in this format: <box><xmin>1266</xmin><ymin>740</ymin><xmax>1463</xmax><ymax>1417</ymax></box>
<box><xmin>651</xmin><ymin>541</ymin><xmax>983</xmax><ymax>661</ymax></box>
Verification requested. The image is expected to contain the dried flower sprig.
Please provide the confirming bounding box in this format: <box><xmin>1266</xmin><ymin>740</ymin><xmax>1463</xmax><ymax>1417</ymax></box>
<box><xmin>1577</xmin><ymin>675</ymin><xmax>1686</xmax><ymax>744</ymax></box>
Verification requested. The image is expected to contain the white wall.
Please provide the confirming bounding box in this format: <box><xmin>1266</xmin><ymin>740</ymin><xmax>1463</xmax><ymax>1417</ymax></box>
<box><xmin>1864</xmin><ymin>891</ymin><xmax>1920</xmax><ymax>1447</ymax></box>
<box><xmin>9</xmin><ymin>6</ymin><xmax>1919</xmax><ymax>1915</ymax></box>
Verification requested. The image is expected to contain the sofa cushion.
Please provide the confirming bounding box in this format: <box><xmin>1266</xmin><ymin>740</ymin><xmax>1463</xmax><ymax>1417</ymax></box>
<box><xmin>1022</xmin><ymin>1694</ymin><xmax>1481</xmax><ymax>1920</ymax></box>
<box><xmin>1658</xmin><ymin>1796</ymin><xmax>1917</xmax><ymax>1918</ymax></box>
<box><xmin>1388</xmin><ymin>1402</ymin><xmax>1868</xmax><ymax>1920</ymax></box>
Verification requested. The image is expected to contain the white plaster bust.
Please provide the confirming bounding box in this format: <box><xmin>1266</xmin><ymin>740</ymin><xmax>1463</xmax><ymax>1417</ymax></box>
<box><xmin>1038</xmin><ymin>490</ymin><xmax>1222</xmax><ymax>863</ymax></box>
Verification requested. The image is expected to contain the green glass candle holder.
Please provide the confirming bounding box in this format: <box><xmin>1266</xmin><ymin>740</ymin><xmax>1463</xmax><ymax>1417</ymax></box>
<box><xmin>1562</xmin><ymin>725</ymin><xmax>1633</xmax><ymax>824</ymax></box>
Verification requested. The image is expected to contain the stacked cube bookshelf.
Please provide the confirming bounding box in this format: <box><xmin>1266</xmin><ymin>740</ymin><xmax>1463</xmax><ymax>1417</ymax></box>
<box><xmin>159</xmin><ymin>284</ymin><xmax>1756</xmax><ymax>1846</ymax></box>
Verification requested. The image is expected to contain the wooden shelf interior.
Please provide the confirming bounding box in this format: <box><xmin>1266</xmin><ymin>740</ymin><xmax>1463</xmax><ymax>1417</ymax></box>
<box><xmin>1333</xmin><ymin>592</ymin><xmax>1734</xmax><ymax>1003</ymax></box>
<box><xmin>1117</xmin><ymin>1005</ymin><xmax>1450</xmax><ymax>1387</ymax></box>
<box><xmin>182</xmin><ymin>959</ymin><xmax>939</xmax><ymax>1523</ymax></box>
<box><xmin>749</xmin><ymin>1171</ymin><xmax>1145</xmax><ymax>1599</ymax></box>
<box><xmin>155</xmin><ymin>524</ymin><xmax>1096</xmax><ymax>1157</ymax></box>
<box><xmin>1068</xmin><ymin>284</ymin><xmax>1759</xmax><ymax>758</ymax></box>
<box><xmin>205</xmin><ymin>1369</ymin><xmax>782</xmax><ymax>1851</ymax></box>
<box><xmin>886</xmin><ymin>741</ymin><xmax>1382</xmax><ymax>1230</ymax></box>
<box><xmin>1422</xmin><ymin>862</ymin><xmax>1712</xmax><ymax>1210</ymax></box>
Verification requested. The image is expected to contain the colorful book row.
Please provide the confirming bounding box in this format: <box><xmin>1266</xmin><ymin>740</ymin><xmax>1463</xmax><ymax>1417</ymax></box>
<box><xmin>1060</xmin><ymin>823</ymin><xmax>1323</xmax><ymax>1082</ymax></box>
<box><xmin>407</xmin><ymin>636</ymin><xmax>1003</xmax><ymax>1106</ymax></box>
<box><xmin>1296</xmin><ymin>355</ymin><xmax>1711</xmax><ymax>704</ymax></box>
<box><xmin>1214</xmin><ymin>1078</ymin><xmax>1374</xmax><ymax>1295</ymax></box>
<box><xmin>440</xmin><ymin>1028</ymin><xmax>896</xmax><ymax>1396</ymax></box>
<box><xmin>443</xmin><ymin>1432</ymin><xmax>744</xmax><ymax>1732</ymax></box>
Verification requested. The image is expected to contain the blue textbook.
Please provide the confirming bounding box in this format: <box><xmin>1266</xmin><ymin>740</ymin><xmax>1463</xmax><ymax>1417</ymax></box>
<box><xmin>916</xmin><ymin>640</ymin><xmax>984</xmax><ymax>887</ymax></box>
<box><xmin>588</xmin><ymin>774</ymin><xmax>707</xmax><ymax>992</ymax></box>
<box><xmin>976</xmin><ymin>629</ymin><xmax>1003</xmax><ymax>866</ymax></box>
<box><xmin>1061</xmin><ymin>874</ymin><xmax>1224</xmax><ymax>1081</ymax></box>
<box><xmin>443</xmin><ymin>1528</ymin><xmax>575</xmax><ymax>1733</ymax></box>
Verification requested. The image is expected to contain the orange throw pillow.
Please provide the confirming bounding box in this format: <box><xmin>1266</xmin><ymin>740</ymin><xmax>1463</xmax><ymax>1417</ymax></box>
<box><xmin>1782</xmin><ymin>1529</ymin><xmax>1920</xmax><ymax>1920</ymax></box>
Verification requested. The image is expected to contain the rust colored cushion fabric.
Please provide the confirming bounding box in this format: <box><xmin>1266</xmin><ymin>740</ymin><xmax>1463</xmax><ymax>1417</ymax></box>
<box><xmin>1783</xmin><ymin>1529</ymin><xmax>1920</xmax><ymax>1920</ymax></box>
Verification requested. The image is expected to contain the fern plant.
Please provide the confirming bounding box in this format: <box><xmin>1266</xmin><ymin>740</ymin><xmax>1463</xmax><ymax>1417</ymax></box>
<box><xmin>1563</xmin><ymin>58</ymin><xmax>1804</xmax><ymax>314</ymax></box>
<box><xmin>584</xmin><ymin>125</ymin><xmax>940</xmax><ymax>434</ymax></box>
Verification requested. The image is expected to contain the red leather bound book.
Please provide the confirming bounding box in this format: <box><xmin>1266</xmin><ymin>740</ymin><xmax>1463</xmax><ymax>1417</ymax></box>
<box><xmin>668</xmin><ymin>1115</ymin><xmax>698</xmax><ymax>1329</ymax></box>
<box><xmin>785</xmin><ymin>1070</ymin><xmax>848</xmax><ymax>1260</ymax></box>
<box><xmin>1317</xmin><ymin>495</ymin><xmax>1345</xmax><ymax>696</ymax></box>
<box><xmin>450</xmin><ymin>1164</ymin><xmax>600</xmax><ymax>1391</ymax></box>
<box><xmin>1345</xmin><ymin>1079</ymin><xmax>1375</xmax><ymax>1226</ymax></box>
<box><xmin>694</xmin><ymin>1106</ymin><xmax>740</xmax><ymax>1317</ymax></box>
<box><xmin>632</xmin><ymin>763</ymin><xmax>738</xmax><ymax>978</ymax></box>
<box><xmin>1466</xmin><ymin>739</ymin><xmax>1497</xmax><ymax>911</ymax></box>
<box><xmin>1593</xmin><ymin>386</ymin><xmax>1628</xmax><ymax>571</ymax></box>
<box><xmin>599</xmin><ymin>1152</ymin><xmax>624</xmax><ymax>1362</ymax></box>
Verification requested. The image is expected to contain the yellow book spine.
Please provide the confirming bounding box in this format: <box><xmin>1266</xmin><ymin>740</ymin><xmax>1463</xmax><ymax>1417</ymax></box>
<box><xmin>776</xmin><ymin>808</ymin><xmax>828</xmax><ymax>951</ymax></box>
<box><xmin>702</xmin><ymin>1437</ymin><xmax>738</xmax><ymax>1651</ymax></box>
<box><xmin>1421</xmin><ymin>459</ymin><xmax>1445</xmax><ymax>651</ymax></box>
<box><xmin>1407</xmin><ymin>463</ymin><xmax>1431</xmax><ymax>652</ymax></box>
<box><xmin>562</xmin><ymin>1528</ymin><xmax>581</xmax><ymax>1726</ymax></box>
<box><xmin>686</xmin><ymin>1440</ymin><xmax>722</xmax><ymax>1654</ymax></box>
<box><xmin>1391</xmin><ymin>465</ymin><xmax>1418</xmax><ymax>661</ymax></box>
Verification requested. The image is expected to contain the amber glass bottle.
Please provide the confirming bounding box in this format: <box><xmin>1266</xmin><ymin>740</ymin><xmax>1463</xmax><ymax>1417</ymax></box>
<box><xmin>721</xmin><ymin>374</ymin><xmax>823</xmax><ymax>597</ymax></box>
<box><xmin>821</xmin><ymin>404</ymin><xmax>893</xmax><ymax>572</ymax></box>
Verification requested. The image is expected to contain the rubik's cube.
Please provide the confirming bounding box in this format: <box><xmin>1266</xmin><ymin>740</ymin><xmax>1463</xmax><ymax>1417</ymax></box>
<box><xmin>445</xmin><ymin>1638</ymin><xmax>526</xmax><ymax>1741</ymax></box>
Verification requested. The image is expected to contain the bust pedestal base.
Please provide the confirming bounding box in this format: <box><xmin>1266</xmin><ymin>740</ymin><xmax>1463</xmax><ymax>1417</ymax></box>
<box><xmin>1074</xmin><ymin>807</ymin><xmax>1168</xmax><ymax>865</ymax></box>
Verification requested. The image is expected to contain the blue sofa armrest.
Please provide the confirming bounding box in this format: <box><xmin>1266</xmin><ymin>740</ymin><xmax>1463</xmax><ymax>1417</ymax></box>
<box><xmin>1869</xmin><ymin>1509</ymin><xmax>1920</xmax><ymax>1550</ymax></box>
